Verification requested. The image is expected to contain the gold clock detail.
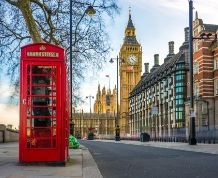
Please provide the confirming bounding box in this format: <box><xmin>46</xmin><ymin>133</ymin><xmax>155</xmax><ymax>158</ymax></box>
<box><xmin>128</xmin><ymin>55</ymin><xmax>137</xmax><ymax>65</ymax></box>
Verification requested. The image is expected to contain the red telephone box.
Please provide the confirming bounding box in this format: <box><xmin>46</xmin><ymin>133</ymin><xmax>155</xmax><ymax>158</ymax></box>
<box><xmin>19</xmin><ymin>43</ymin><xmax>69</xmax><ymax>163</ymax></box>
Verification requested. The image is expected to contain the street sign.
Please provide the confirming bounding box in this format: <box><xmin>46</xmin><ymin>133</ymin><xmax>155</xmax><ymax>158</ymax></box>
<box><xmin>151</xmin><ymin>106</ymin><xmax>158</xmax><ymax>115</ymax></box>
<box><xmin>190</xmin><ymin>111</ymin><xmax>196</xmax><ymax>117</ymax></box>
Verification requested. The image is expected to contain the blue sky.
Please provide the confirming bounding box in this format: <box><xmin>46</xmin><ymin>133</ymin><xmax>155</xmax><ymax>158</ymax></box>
<box><xmin>79</xmin><ymin>0</ymin><xmax>218</xmax><ymax>112</ymax></box>
<box><xmin>1</xmin><ymin>0</ymin><xmax>218</xmax><ymax>127</ymax></box>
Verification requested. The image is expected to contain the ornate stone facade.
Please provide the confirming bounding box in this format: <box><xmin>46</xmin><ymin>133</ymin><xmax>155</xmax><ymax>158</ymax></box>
<box><xmin>74</xmin><ymin>112</ymin><xmax>115</xmax><ymax>139</ymax></box>
<box><xmin>93</xmin><ymin>84</ymin><xmax>117</xmax><ymax>114</ymax></box>
<box><xmin>119</xmin><ymin>12</ymin><xmax>142</xmax><ymax>136</ymax></box>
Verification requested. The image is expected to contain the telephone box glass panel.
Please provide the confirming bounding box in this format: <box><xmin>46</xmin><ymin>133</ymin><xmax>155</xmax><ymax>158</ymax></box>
<box><xmin>26</xmin><ymin>65</ymin><xmax>57</xmax><ymax>148</ymax></box>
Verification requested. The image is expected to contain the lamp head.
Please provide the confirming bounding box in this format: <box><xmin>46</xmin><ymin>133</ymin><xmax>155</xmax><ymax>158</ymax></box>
<box><xmin>85</xmin><ymin>5</ymin><xmax>96</xmax><ymax>16</ymax></box>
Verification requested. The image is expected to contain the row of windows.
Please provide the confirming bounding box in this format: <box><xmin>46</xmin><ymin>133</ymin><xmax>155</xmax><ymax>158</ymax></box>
<box><xmin>175</xmin><ymin>86</ymin><xmax>184</xmax><ymax>93</ymax></box>
<box><xmin>125</xmin><ymin>47</ymin><xmax>138</xmax><ymax>51</ymax></box>
<box><xmin>175</xmin><ymin>74</ymin><xmax>185</xmax><ymax>81</ymax></box>
<box><xmin>193</xmin><ymin>58</ymin><xmax>218</xmax><ymax>73</ymax></box>
<box><xmin>175</xmin><ymin>99</ymin><xmax>184</xmax><ymax>105</ymax></box>
<box><xmin>176</xmin><ymin>111</ymin><xmax>184</xmax><ymax>121</ymax></box>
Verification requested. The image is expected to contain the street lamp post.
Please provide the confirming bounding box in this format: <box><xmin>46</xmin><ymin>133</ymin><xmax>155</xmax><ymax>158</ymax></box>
<box><xmin>188</xmin><ymin>0</ymin><xmax>197</xmax><ymax>145</ymax></box>
<box><xmin>69</xmin><ymin>3</ymin><xmax>96</xmax><ymax>135</ymax></box>
<box><xmin>188</xmin><ymin>0</ymin><xmax>217</xmax><ymax>145</ymax></box>
<box><xmin>109</xmin><ymin>56</ymin><xmax>124</xmax><ymax>141</ymax></box>
<box><xmin>86</xmin><ymin>95</ymin><xmax>94</xmax><ymax>127</ymax></box>
<box><xmin>97</xmin><ymin>100</ymin><xmax>101</xmax><ymax>137</ymax></box>
<box><xmin>80</xmin><ymin>109</ymin><xmax>83</xmax><ymax>138</ymax></box>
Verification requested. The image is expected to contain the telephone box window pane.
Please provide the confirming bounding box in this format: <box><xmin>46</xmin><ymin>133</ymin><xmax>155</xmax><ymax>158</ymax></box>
<box><xmin>32</xmin><ymin>96</ymin><xmax>50</xmax><ymax>106</ymax></box>
<box><xmin>28</xmin><ymin>139</ymin><xmax>52</xmax><ymax>148</ymax></box>
<box><xmin>27</xmin><ymin>97</ymin><xmax>31</xmax><ymax>106</ymax></box>
<box><xmin>27</xmin><ymin>128</ymin><xmax>31</xmax><ymax>137</ymax></box>
<box><xmin>52</xmin><ymin>110</ymin><xmax>56</xmax><ymax>117</ymax></box>
<box><xmin>27</xmin><ymin>86</ymin><xmax>30</xmax><ymax>95</ymax></box>
<box><xmin>52</xmin><ymin>127</ymin><xmax>56</xmax><ymax>136</ymax></box>
<box><xmin>27</xmin><ymin>75</ymin><xmax>30</xmax><ymax>95</ymax></box>
<box><xmin>52</xmin><ymin>119</ymin><xmax>56</xmax><ymax>127</ymax></box>
<box><xmin>32</xmin><ymin>128</ymin><xmax>51</xmax><ymax>137</ymax></box>
<box><xmin>32</xmin><ymin>107</ymin><xmax>52</xmax><ymax>116</ymax></box>
<box><xmin>32</xmin><ymin>118</ymin><xmax>51</xmax><ymax>127</ymax></box>
<box><xmin>27</xmin><ymin>117</ymin><xmax>31</xmax><ymax>127</ymax></box>
<box><xmin>27</xmin><ymin>107</ymin><xmax>31</xmax><ymax>117</ymax></box>
<box><xmin>52</xmin><ymin>77</ymin><xmax>57</xmax><ymax>85</ymax></box>
<box><xmin>26</xmin><ymin>137</ymin><xmax>34</xmax><ymax>148</ymax></box>
<box><xmin>32</xmin><ymin>66</ymin><xmax>52</xmax><ymax>74</ymax></box>
<box><xmin>36</xmin><ymin>139</ymin><xmax>52</xmax><ymax>148</ymax></box>
<box><xmin>27</xmin><ymin>65</ymin><xmax>30</xmax><ymax>76</ymax></box>
<box><xmin>52</xmin><ymin>97</ymin><xmax>56</xmax><ymax>106</ymax></box>
<box><xmin>26</xmin><ymin>130</ymin><xmax>56</xmax><ymax>148</ymax></box>
<box><xmin>32</xmin><ymin>76</ymin><xmax>52</xmax><ymax>85</ymax></box>
<box><xmin>32</xmin><ymin>97</ymin><xmax>56</xmax><ymax>107</ymax></box>
<box><xmin>26</xmin><ymin>128</ymin><xmax>31</xmax><ymax>148</ymax></box>
<box><xmin>48</xmin><ymin>107</ymin><xmax>53</xmax><ymax>116</ymax></box>
<box><xmin>32</xmin><ymin>86</ymin><xmax>51</xmax><ymax>95</ymax></box>
<box><xmin>52</xmin><ymin>87</ymin><xmax>56</xmax><ymax>96</ymax></box>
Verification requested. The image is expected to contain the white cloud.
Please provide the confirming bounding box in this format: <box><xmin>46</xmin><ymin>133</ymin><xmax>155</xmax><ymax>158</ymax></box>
<box><xmin>128</xmin><ymin>0</ymin><xmax>218</xmax><ymax>22</ymax></box>
<box><xmin>0</xmin><ymin>104</ymin><xmax>19</xmax><ymax>129</ymax></box>
<box><xmin>0</xmin><ymin>83</ymin><xmax>15</xmax><ymax>104</ymax></box>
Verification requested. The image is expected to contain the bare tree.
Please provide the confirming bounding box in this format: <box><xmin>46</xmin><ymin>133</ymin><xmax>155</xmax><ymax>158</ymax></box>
<box><xmin>0</xmin><ymin>0</ymin><xmax>119</xmax><ymax>104</ymax></box>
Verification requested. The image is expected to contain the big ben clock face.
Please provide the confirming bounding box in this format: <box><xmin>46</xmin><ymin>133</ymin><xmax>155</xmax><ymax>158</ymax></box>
<box><xmin>128</xmin><ymin>54</ymin><xmax>137</xmax><ymax>65</ymax></box>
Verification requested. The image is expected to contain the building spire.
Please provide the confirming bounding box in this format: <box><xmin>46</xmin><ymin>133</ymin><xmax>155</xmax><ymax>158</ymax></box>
<box><xmin>195</xmin><ymin>11</ymin><xmax>198</xmax><ymax>20</ymax></box>
<box><xmin>98</xmin><ymin>83</ymin><xmax>100</xmax><ymax>91</ymax></box>
<box><xmin>124</xmin><ymin>8</ymin><xmax>138</xmax><ymax>44</ymax></box>
<box><xmin>127</xmin><ymin>7</ymin><xmax>134</xmax><ymax>28</ymax></box>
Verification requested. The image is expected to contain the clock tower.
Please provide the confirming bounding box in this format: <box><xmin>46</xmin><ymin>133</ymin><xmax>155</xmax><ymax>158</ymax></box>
<box><xmin>119</xmin><ymin>11</ymin><xmax>142</xmax><ymax>135</ymax></box>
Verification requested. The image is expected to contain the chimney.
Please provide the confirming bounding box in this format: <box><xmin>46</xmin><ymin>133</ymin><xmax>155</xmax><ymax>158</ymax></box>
<box><xmin>169</xmin><ymin>41</ymin><xmax>174</xmax><ymax>54</ymax></box>
<box><xmin>154</xmin><ymin>54</ymin><xmax>159</xmax><ymax>66</ymax></box>
<box><xmin>184</xmin><ymin>27</ymin><xmax>189</xmax><ymax>42</ymax></box>
<box><xmin>144</xmin><ymin>63</ymin><xmax>149</xmax><ymax>73</ymax></box>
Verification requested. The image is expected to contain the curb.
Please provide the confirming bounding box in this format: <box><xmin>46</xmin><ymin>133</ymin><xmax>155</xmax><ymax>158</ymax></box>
<box><xmin>81</xmin><ymin>146</ymin><xmax>103</xmax><ymax>178</ymax></box>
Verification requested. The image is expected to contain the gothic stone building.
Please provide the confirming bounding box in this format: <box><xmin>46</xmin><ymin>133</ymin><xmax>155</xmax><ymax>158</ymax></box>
<box><xmin>74</xmin><ymin>85</ymin><xmax>117</xmax><ymax>139</ymax></box>
<box><xmin>93</xmin><ymin>84</ymin><xmax>117</xmax><ymax>114</ymax></box>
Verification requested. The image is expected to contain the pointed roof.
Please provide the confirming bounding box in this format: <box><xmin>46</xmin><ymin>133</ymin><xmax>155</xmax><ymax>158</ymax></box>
<box><xmin>127</xmin><ymin>13</ymin><xmax>134</xmax><ymax>28</ymax></box>
<box><xmin>124</xmin><ymin>10</ymin><xmax>138</xmax><ymax>44</ymax></box>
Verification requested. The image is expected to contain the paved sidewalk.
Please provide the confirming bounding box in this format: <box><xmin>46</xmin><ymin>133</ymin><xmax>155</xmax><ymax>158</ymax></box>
<box><xmin>94</xmin><ymin>139</ymin><xmax>218</xmax><ymax>155</ymax></box>
<box><xmin>1</xmin><ymin>140</ymin><xmax>218</xmax><ymax>178</ymax></box>
<box><xmin>0</xmin><ymin>142</ymin><xmax>102</xmax><ymax>178</ymax></box>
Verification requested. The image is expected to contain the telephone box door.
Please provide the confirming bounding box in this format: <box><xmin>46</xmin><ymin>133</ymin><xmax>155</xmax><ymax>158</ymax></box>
<box><xmin>20</xmin><ymin>62</ymin><xmax>62</xmax><ymax>162</ymax></box>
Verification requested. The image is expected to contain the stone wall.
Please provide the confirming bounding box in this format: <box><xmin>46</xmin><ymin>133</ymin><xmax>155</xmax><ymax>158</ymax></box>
<box><xmin>0</xmin><ymin>124</ymin><xmax>19</xmax><ymax>143</ymax></box>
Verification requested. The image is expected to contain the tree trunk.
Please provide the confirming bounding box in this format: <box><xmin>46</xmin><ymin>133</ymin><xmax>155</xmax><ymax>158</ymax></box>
<box><xmin>18</xmin><ymin>0</ymin><xmax>42</xmax><ymax>43</ymax></box>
